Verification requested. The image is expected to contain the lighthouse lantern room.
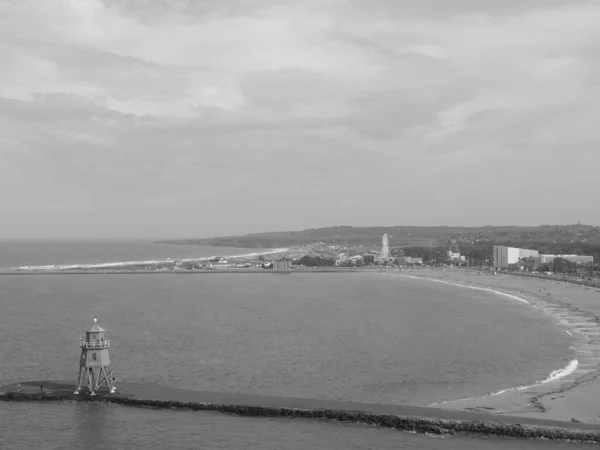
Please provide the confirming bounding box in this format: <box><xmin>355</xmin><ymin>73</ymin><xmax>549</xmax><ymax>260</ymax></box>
<box><xmin>74</xmin><ymin>317</ymin><xmax>116</xmax><ymax>395</ymax></box>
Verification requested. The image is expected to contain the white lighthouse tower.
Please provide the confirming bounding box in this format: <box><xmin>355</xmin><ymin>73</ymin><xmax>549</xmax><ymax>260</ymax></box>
<box><xmin>74</xmin><ymin>317</ymin><xmax>116</xmax><ymax>396</ymax></box>
<box><xmin>380</xmin><ymin>233</ymin><xmax>391</xmax><ymax>259</ymax></box>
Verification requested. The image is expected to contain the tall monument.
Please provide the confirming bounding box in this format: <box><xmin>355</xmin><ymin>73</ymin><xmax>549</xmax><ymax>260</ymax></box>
<box><xmin>74</xmin><ymin>317</ymin><xmax>116</xmax><ymax>396</ymax></box>
<box><xmin>380</xmin><ymin>233</ymin><xmax>391</xmax><ymax>259</ymax></box>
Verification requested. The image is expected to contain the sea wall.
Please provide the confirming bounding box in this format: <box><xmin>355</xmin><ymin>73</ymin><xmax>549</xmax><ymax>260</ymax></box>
<box><xmin>2</xmin><ymin>392</ymin><xmax>599</xmax><ymax>442</ymax></box>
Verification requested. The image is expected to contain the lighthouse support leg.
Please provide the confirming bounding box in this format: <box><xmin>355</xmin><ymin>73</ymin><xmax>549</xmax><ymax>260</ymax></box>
<box><xmin>95</xmin><ymin>366</ymin><xmax>115</xmax><ymax>392</ymax></box>
<box><xmin>74</xmin><ymin>367</ymin><xmax>86</xmax><ymax>394</ymax></box>
<box><xmin>94</xmin><ymin>366</ymin><xmax>108</xmax><ymax>390</ymax></box>
<box><xmin>104</xmin><ymin>366</ymin><xmax>116</xmax><ymax>393</ymax></box>
<box><xmin>94</xmin><ymin>368</ymin><xmax>102</xmax><ymax>391</ymax></box>
<box><xmin>87</xmin><ymin>369</ymin><xmax>96</xmax><ymax>395</ymax></box>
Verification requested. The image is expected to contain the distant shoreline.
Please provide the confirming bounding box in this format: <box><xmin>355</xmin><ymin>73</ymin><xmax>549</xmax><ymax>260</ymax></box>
<box><xmin>2</xmin><ymin>247</ymin><xmax>291</xmax><ymax>273</ymax></box>
<box><xmin>0</xmin><ymin>267</ymin><xmax>369</xmax><ymax>276</ymax></box>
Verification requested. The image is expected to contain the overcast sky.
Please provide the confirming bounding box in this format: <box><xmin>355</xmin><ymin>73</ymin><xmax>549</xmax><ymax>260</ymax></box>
<box><xmin>0</xmin><ymin>0</ymin><xmax>598</xmax><ymax>239</ymax></box>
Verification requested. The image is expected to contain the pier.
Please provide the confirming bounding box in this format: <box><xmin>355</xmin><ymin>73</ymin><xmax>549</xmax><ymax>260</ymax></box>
<box><xmin>2</xmin><ymin>380</ymin><xmax>600</xmax><ymax>441</ymax></box>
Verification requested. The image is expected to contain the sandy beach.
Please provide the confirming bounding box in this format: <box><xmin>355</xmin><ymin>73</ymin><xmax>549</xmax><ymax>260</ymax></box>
<box><xmin>379</xmin><ymin>267</ymin><xmax>600</xmax><ymax>425</ymax></box>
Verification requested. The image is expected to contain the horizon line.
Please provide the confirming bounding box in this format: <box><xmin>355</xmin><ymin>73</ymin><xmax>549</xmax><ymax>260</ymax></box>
<box><xmin>0</xmin><ymin>223</ymin><xmax>598</xmax><ymax>242</ymax></box>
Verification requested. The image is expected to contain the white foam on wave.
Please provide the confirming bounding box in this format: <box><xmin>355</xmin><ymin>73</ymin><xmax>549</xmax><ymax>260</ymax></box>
<box><xmin>18</xmin><ymin>260</ymin><xmax>166</xmax><ymax>270</ymax></box>
<box><xmin>16</xmin><ymin>248</ymin><xmax>289</xmax><ymax>271</ymax></box>
<box><xmin>429</xmin><ymin>359</ymin><xmax>580</xmax><ymax>406</ymax></box>
<box><xmin>489</xmin><ymin>359</ymin><xmax>579</xmax><ymax>396</ymax></box>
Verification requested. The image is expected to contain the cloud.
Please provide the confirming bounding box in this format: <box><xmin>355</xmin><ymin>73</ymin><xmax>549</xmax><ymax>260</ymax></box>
<box><xmin>0</xmin><ymin>0</ymin><xmax>599</xmax><ymax>238</ymax></box>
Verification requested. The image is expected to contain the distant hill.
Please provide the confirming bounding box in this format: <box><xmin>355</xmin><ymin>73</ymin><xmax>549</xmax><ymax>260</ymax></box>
<box><xmin>157</xmin><ymin>224</ymin><xmax>600</xmax><ymax>249</ymax></box>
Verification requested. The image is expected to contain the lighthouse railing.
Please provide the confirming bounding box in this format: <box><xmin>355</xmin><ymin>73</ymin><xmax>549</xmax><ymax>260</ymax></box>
<box><xmin>80</xmin><ymin>339</ymin><xmax>110</xmax><ymax>349</ymax></box>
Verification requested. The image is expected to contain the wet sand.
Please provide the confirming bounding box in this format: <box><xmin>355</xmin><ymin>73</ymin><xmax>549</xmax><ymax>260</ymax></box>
<box><xmin>385</xmin><ymin>267</ymin><xmax>600</xmax><ymax>425</ymax></box>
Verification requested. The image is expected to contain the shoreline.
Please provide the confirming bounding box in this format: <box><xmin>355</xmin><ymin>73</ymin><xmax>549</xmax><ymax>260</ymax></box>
<box><xmin>377</xmin><ymin>268</ymin><xmax>600</xmax><ymax>425</ymax></box>
<box><xmin>5</xmin><ymin>247</ymin><xmax>291</xmax><ymax>272</ymax></box>
<box><xmin>2</xmin><ymin>381</ymin><xmax>600</xmax><ymax>442</ymax></box>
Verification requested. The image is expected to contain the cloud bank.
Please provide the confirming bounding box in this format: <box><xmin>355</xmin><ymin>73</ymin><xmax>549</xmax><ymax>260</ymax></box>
<box><xmin>0</xmin><ymin>0</ymin><xmax>598</xmax><ymax>238</ymax></box>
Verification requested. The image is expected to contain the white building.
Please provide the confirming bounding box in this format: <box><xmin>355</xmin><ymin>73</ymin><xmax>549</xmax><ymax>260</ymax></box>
<box><xmin>398</xmin><ymin>256</ymin><xmax>423</xmax><ymax>265</ymax></box>
<box><xmin>335</xmin><ymin>253</ymin><xmax>348</xmax><ymax>265</ymax></box>
<box><xmin>493</xmin><ymin>246</ymin><xmax>539</xmax><ymax>268</ymax></box>
<box><xmin>448</xmin><ymin>252</ymin><xmax>466</xmax><ymax>262</ymax></box>
<box><xmin>539</xmin><ymin>254</ymin><xmax>594</xmax><ymax>265</ymax></box>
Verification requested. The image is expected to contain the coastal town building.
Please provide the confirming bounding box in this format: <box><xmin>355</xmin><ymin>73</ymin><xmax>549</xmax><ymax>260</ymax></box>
<box><xmin>363</xmin><ymin>255</ymin><xmax>376</xmax><ymax>264</ymax></box>
<box><xmin>537</xmin><ymin>255</ymin><xmax>594</xmax><ymax>265</ymax></box>
<box><xmin>398</xmin><ymin>256</ymin><xmax>423</xmax><ymax>265</ymax></box>
<box><xmin>209</xmin><ymin>262</ymin><xmax>233</xmax><ymax>268</ymax></box>
<box><xmin>335</xmin><ymin>253</ymin><xmax>348</xmax><ymax>266</ymax></box>
<box><xmin>447</xmin><ymin>251</ymin><xmax>466</xmax><ymax>262</ymax></box>
<box><xmin>273</xmin><ymin>258</ymin><xmax>292</xmax><ymax>271</ymax></box>
<box><xmin>492</xmin><ymin>246</ymin><xmax>539</xmax><ymax>268</ymax></box>
<box><xmin>493</xmin><ymin>246</ymin><xmax>594</xmax><ymax>268</ymax></box>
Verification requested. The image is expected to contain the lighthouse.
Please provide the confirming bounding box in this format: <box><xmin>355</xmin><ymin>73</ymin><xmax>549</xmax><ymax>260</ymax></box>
<box><xmin>74</xmin><ymin>317</ymin><xmax>116</xmax><ymax>396</ymax></box>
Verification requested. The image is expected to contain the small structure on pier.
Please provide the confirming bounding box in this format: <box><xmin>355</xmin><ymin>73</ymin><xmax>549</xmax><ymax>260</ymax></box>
<box><xmin>74</xmin><ymin>317</ymin><xmax>116</xmax><ymax>396</ymax></box>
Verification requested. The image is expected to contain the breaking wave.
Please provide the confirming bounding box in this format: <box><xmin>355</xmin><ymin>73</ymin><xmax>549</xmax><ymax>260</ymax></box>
<box><xmin>429</xmin><ymin>359</ymin><xmax>580</xmax><ymax>406</ymax></box>
<box><xmin>489</xmin><ymin>359</ymin><xmax>579</xmax><ymax>397</ymax></box>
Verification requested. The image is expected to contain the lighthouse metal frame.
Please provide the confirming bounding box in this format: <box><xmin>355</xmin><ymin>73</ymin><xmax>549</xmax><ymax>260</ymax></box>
<box><xmin>74</xmin><ymin>317</ymin><xmax>116</xmax><ymax>396</ymax></box>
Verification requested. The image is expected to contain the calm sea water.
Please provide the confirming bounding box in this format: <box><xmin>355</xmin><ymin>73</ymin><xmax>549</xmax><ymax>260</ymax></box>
<box><xmin>0</xmin><ymin>242</ymin><xmax>580</xmax><ymax>448</ymax></box>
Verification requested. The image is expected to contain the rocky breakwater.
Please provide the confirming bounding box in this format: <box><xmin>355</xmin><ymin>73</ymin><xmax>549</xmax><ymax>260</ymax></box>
<box><xmin>2</xmin><ymin>381</ymin><xmax>600</xmax><ymax>443</ymax></box>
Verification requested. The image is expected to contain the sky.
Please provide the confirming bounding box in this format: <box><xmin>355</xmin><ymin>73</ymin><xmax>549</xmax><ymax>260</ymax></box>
<box><xmin>0</xmin><ymin>0</ymin><xmax>599</xmax><ymax>239</ymax></box>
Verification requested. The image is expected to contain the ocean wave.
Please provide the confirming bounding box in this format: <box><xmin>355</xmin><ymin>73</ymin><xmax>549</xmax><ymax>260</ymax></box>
<box><xmin>16</xmin><ymin>248</ymin><xmax>289</xmax><ymax>271</ymax></box>
<box><xmin>429</xmin><ymin>359</ymin><xmax>579</xmax><ymax>406</ymax></box>
<box><xmin>489</xmin><ymin>359</ymin><xmax>579</xmax><ymax>396</ymax></box>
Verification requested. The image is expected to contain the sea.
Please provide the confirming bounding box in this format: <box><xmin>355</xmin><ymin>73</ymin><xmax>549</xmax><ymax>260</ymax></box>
<box><xmin>0</xmin><ymin>240</ymin><xmax>587</xmax><ymax>449</ymax></box>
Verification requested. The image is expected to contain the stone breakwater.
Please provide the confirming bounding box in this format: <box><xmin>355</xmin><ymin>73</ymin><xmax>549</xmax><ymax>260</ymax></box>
<box><xmin>2</xmin><ymin>386</ymin><xmax>600</xmax><ymax>443</ymax></box>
